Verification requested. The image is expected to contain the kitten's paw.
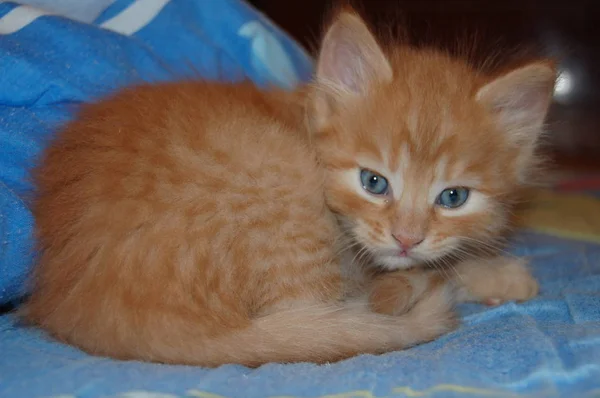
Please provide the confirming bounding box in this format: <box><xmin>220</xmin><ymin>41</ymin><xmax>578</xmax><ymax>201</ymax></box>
<box><xmin>369</xmin><ymin>272</ymin><xmax>416</xmax><ymax>316</ymax></box>
<box><xmin>369</xmin><ymin>270</ymin><xmax>446</xmax><ymax>316</ymax></box>
<box><xmin>369</xmin><ymin>270</ymin><xmax>459</xmax><ymax>342</ymax></box>
<box><xmin>488</xmin><ymin>258</ymin><xmax>538</xmax><ymax>304</ymax></box>
<box><xmin>460</xmin><ymin>257</ymin><xmax>539</xmax><ymax>305</ymax></box>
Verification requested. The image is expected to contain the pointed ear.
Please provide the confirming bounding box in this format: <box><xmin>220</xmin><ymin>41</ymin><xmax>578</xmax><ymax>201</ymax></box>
<box><xmin>307</xmin><ymin>11</ymin><xmax>392</xmax><ymax>132</ymax></box>
<box><xmin>316</xmin><ymin>11</ymin><xmax>392</xmax><ymax>94</ymax></box>
<box><xmin>476</xmin><ymin>62</ymin><xmax>556</xmax><ymax>144</ymax></box>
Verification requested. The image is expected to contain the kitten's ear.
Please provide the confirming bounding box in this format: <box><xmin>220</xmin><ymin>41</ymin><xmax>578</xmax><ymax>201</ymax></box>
<box><xmin>307</xmin><ymin>10</ymin><xmax>392</xmax><ymax>131</ymax></box>
<box><xmin>476</xmin><ymin>62</ymin><xmax>556</xmax><ymax>144</ymax></box>
<box><xmin>316</xmin><ymin>10</ymin><xmax>392</xmax><ymax>94</ymax></box>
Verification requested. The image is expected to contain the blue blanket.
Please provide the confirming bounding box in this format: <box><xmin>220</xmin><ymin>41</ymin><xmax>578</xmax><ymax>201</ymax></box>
<box><xmin>1</xmin><ymin>1</ymin><xmax>599</xmax><ymax>397</ymax></box>
<box><xmin>1</xmin><ymin>232</ymin><xmax>599</xmax><ymax>397</ymax></box>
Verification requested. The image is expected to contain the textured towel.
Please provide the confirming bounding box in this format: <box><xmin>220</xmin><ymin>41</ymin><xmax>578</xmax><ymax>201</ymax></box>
<box><xmin>1</xmin><ymin>232</ymin><xmax>599</xmax><ymax>397</ymax></box>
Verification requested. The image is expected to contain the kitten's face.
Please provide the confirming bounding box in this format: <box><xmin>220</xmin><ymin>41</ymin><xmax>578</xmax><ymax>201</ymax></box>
<box><xmin>310</xmin><ymin>12</ymin><xmax>555</xmax><ymax>270</ymax></box>
<box><xmin>315</xmin><ymin>78</ymin><xmax>515</xmax><ymax>270</ymax></box>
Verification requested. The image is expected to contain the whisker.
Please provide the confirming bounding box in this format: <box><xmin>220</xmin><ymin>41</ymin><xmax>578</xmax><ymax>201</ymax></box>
<box><xmin>351</xmin><ymin>246</ymin><xmax>369</xmax><ymax>267</ymax></box>
<box><xmin>438</xmin><ymin>256</ymin><xmax>464</xmax><ymax>284</ymax></box>
<box><xmin>427</xmin><ymin>256</ymin><xmax>452</xmax><ymax>281</ymax></box>
<box><xmin>455</xmin><ymin>235</ymin><xmax>515</xmax><ymax>258</ymax></box>
<box><xmin>357</xmin><ymin>246</ymin><xmax>374</xmax><ymax>267</ymax></box>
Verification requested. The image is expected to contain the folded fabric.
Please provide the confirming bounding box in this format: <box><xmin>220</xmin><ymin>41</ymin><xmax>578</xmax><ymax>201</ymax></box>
<box><xmin>0</xmin><ymin>0</ymin><xmax>313</xmax><ymax>304</ymax></box>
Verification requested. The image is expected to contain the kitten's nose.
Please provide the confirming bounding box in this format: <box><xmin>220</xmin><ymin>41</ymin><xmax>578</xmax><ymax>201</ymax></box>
<box><xmin>392</xmin><ymin>233</ymin><xmax>424</xmax><ymax>251</ymax></box>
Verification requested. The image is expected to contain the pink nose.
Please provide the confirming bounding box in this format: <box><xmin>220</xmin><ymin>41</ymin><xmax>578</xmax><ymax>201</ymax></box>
<box><xmin>392</xmin><ymin>234</ymin><xmax>424</xmax><ymax>250</ymax></box>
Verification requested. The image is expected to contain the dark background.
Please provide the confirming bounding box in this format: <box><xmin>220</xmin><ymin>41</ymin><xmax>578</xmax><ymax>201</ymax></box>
<box><xmin>250</xmin><ymin>0</ymin><xmax>600</xmax><ymax>170</ymax></box>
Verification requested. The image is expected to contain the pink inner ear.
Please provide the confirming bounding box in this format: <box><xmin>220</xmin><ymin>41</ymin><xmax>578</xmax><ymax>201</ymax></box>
<box><xmin>491</xmin><ymin>80</ymin><xmax>550</xmax><ymax>117</ymax></box>
<box><xmin>316</xmin><ymin>12</ymin><xmax>392</xmax><ymax>95</ymax></box>
<box><xmin>477</xmin><ymin>64</ymin><xmax>556</xmax><ymax>132</ymax></box>
<box><xmin>337</xmin><ymin>48</ymin><xmax>364</xmax><ymax>93</ymax></box>
<box><xmin>319</xmin><ymin>43</ymin><xmax>363</xmax><ymax>93</ymax></box>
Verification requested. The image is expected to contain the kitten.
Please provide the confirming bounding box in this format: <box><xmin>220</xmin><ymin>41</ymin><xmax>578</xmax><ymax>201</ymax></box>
<box><xmin>306</xmin><ymin>10</ymin><xmax>555</xmax><ymax>314</ymax></box>
<box><xmin>23</xmin><ymin>81</ymin><xmax>456</xmax><ymax>367</ymax></box>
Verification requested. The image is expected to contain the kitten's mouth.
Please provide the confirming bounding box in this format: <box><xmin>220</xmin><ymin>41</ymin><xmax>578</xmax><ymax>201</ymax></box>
<box><xmin>397</xmin><ymin>250</ymin><xmax>409</xmax><ymax>257</ymax></box>
<box><xmin>376</xmin><ymin>252</ymin><xmax>419</xmax><ymax>270</ymax></box>
<box><xmin>378</xmin><ymin>247</ymin><xmax>417</xmax><ymax>259</ymax></box>
<box><xmin>373</xmin><ymin>247</ymin><xmax>425</xmax><ymax>268</ymax></box>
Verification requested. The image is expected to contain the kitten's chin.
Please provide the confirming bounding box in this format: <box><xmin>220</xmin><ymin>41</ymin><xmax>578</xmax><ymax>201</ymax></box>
<box><xmin>376</xmin><ymin>255</ymin><xmax>420</xmax><ymax>271</ymax></box>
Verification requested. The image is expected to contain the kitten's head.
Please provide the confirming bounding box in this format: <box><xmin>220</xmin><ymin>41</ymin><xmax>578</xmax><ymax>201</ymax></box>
<box><xmin>308</xmin><ymin>11</ymin><xmax>556</xmax><ymax>270</ymax></box>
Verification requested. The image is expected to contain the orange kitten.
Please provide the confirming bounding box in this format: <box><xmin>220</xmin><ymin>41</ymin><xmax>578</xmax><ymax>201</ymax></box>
<box><xmin>307</xmin><ymin>11</ymin><xmax>556</xmax><ymax>313</ymax></box>
<box><xmin>24</xmin><ymin>81</ymin><xmax>456</xmax><ymax>367</ymax></box>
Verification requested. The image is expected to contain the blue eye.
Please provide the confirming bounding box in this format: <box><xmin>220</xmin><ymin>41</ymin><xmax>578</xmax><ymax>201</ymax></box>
<box><xmin>436</xmin><ymin>187</ymin><xmax>470</xmax><ymax>208</ymax></box>
<box><xmin>360</xmin><ymin>169</ymin><xmax>389</xmax><ymax>195</ymax></box>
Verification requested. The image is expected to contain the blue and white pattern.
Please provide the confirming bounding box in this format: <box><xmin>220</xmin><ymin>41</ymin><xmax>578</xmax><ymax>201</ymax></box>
<box><xmin>3</xmin><ymin>0</ymin><xmax>116</xmax><ymax>23</ymax></box>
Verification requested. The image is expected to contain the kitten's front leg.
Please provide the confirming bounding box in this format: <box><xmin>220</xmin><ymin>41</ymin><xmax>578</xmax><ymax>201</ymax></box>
<box><xmin>453</xmin><ymin>256</ymin><xmax>539</xmax><ymax>305</ymax></box>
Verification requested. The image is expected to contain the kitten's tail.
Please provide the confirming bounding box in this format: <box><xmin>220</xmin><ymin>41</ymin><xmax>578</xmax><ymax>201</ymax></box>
<box><xmin>149</xmin><ymin>282</ymin><xmax>458</xmax><ymax>367</ymax></box>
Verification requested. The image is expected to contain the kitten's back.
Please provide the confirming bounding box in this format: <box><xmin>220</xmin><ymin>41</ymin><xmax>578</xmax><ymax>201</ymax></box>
<box><xmin>27</xmin><ymin>82</ymin><xmax>336</xmax><ymax>359</ymax></box>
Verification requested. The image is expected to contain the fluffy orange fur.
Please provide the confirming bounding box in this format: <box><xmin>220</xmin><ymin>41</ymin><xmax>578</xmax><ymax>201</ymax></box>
<box><xmin>24</xmin><ymin>80</ymin><xmax>456</xmax><ymax>367</ymax></box>
<box><xmin>307</xmin><ymin>11</ymin><xmax>555</xmax><ymax>312</ymax></box>
<box><xmin>24</xmin><ymin>9</ymin><xmax>556</xmax><ymax>367</ymax></box>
